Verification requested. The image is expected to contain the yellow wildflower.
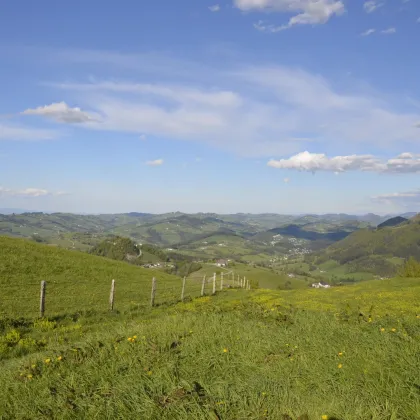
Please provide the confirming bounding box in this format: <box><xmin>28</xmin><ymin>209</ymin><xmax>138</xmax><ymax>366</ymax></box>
<box><xmin>391</xmin><ymin>328</ymin><xmax>396</xmax><ymax>332</ymax></box>
<box><xmin>380</xmin><ymin>328</ymin><xmax>385</xmax><ymax>332</ymax></box>
<box><xmin>223</xmin><ymin>348</ymin><xmax>229</xmax><ymax>353</ymax></box>
<box><xmin>31</xmin><ymin>364</ymin><xmax>36</xmax><ymax>369</ymax></box>
<box><xmin>322</xmin><ymin>416</ymin><xmax>328</xmax><ymax>420</ymax></box>
<box><xmin>133</xmin><ymin>335</ymin><xmax>137</xmax><ymax>339</ymax></box>
<box><xmin>338</xmin><ymin>364</ymin><xmax>342</xmax><ymax>369</ymax></box>
<box><xmin>45</xmin><ymin>358</ymin><xmax>51</xmax><ymax>364</ymax></box>
<box><xmin>147</xmin><ymin>371</ymin><xmax>152</xmax><ymax>376</ymax></box>
<box><xmin>27</xmin><ymin>374</ymin><xmax>33</xmax><ymax>379</ymax></box>
<box><xmin>57</xmin><ymin>356</ymin><xmax>62</xmax><ymax>361</ymax></box>
<box><xmin>338</xmin><ymin>352</ymin><xmax>343</xmax><ymax>356</ymax></box>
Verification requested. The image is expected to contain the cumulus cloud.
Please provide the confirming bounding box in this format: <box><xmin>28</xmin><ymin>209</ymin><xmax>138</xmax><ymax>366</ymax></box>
<box><xmin>146</xmin><ymin>159</ymin><xmax>163</xmax><ymax>166</ymax></box>
<box><xmin>209</xmin><ymin>4</ymin><xmax>220</xmax><ymax>11</ymax></box>
<box><xmin>0</xmin><ymin>187</ymin><xmax>58</xmax><ymax>197</ymax></box>
<box><xmin>267</xmin><ymin>151</ymin><xmax>420</xmax><ymax>174</ymax></box>
<box><xmin>363</xmin><ymin>0</ymin><xmax>384</xmax><ymax>13</ymax></box>
<box><xmin>283</xmin><ymin>177</ymin><xmax>290</xmax><ymax>183</ymax></box>
<box><xmin>235</xmin><ymin>0</ymin><xmax>345</xmax><ymax>30</ymax></box>
<box><xmin>361</xmin><ymin>28</ymin><xmax>376</xmax><ymax>36</ymax></box>
<box><xmin>21</xmin><ymin>102</ymin><xmax>96</xmax><ymax>123</ymax></box>
<box><xmin>381</xmin><ymin>27</ymin><xmax>396</xmax><ymax>34</ymax></box>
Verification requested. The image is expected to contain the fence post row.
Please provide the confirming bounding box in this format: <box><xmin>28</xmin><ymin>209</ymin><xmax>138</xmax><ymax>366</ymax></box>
<box><xmin>212</xmin><ymin>273</ymin><xmax>216</xmax><ymax>295</ymax></box>
<box><xmin>40</xmin><ymin>280</ymin><xmax>46</xmax><ymax>318</ymax></box>
<box><xmin>201</xmin><ymin>275</ymin><xmax>206</xmax><ymax>297</ymax></box>
<box><xmin>220</xmin><ymin>272</ymin><xmax>224</xmax><ymax>291</ymax></box>
<box><xmin>109</xmin><ymin>279</ymin><xmax>116</xmax><ymax>311</ymax></box>
<box><xmin>181</xmin><ymin>276</ymin><xmax>186</xmax><ymax>301</ymax></box>
<box><xmin>151</xmin><ymin>277</ymin><xmax>157</xmax><ymax>307</ymax></box>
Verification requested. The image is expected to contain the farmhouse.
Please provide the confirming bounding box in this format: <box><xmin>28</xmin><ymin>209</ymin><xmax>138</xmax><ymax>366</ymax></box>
<box><xmin>216</xmin><ymin>259</ymin><xmax>228</xmax><ymax>267</ymax></box>
<box><xmin>311</xmin><ymin>282</ymin><xmax>331</xmax><ymax>289</ymax></box>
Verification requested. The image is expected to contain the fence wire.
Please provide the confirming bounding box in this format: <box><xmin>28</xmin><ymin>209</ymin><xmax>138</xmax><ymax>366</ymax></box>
<box><xmin>0</xmin><ymin>271</ymin><xmax>251</xmax><ymax>319</ymax></box>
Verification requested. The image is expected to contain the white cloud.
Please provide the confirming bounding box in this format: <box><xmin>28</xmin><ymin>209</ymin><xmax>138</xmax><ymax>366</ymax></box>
<box><xmin>267</xmin><ymin>151</ymin><xmax>420</xmax><ymax>174</ymax></box>
<box><xmin>361</xmin><ymin>28</ymin><xmax>376</xmax><ymax>36</ymax></box>
<box><xmin>0</xmin><ymin>187</ymin><xmax>54</xmax><ymax>197</ymax></box>
<box><xmin>381</xmin><ymin>27</ymin><xmax>396</xmax><ymax>35</ymax></box>
<box><xmin>146</xmin><ymin>159</ymin><xmax>163</xmax><ymax>166</ymax></box>
<box><xmin>235</xmin><ymin>0</ymin><xmax>345</xmax><ymax>30</ymax></box>
<box><xmin>139</xmin><ymin>134</ymin><xmax>147</xmax><ymax>140</ymax></box>
<box><xmin>21</xmin><ymin>101</ymin><xmax>96</xmax><ymax>123</ymax></box>
<box><xmin>283</xmin><ymin>177</ymin><xmax>290</xmax><ymax>183</ymax></box>
<box><xmin>209</xmin><ymin>4</ymin><xmax>220</xmax><ymax>12</ymax></box>
<box><xmin>417</xmin><ymin>17</ymin><xmax>420</xmax><ymax>23</ymax></box>
<box><xmin>39</xmin><ymin>53</ymin><xmax>420</xmax><ymax>157</ymax></box>
<box><xmin>0</xmin><ymin>123</ymin><xmax>58</xmax><ymax>141</ymax></box>
<box><xmin>363</xmin><ymin>1</ymin><xmax>384</xmax><ymax>13</ymax></box>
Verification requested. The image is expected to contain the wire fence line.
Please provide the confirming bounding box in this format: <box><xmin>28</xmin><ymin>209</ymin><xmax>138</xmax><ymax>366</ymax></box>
<box><xmin>0</xmin><ymin>271</ymin><xmax>252</xmax><ymax>319</ymax></box>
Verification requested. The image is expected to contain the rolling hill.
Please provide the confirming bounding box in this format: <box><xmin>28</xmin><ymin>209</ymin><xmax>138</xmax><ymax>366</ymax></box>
<box><xmin>308</xmin><ymin>214</ymin><xmax>420</xmax><ymax>277</ymax></box>
<box><xmin>2</xmin><ymin>211</ymin><xmax>417</xmax><ymax>268</ymax></box>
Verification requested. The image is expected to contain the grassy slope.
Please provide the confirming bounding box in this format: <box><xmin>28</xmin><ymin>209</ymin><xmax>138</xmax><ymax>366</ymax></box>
<box><xmin>0</xmin><ymin>280</ymin><xmax>419</xmax><ymax>419</ymax></box>
<box><xmin>1</xmin><ymin>236</ymin><xmax>420</xmax><ymax>419</ymax></box>
<box><xmin>0</xmin><ymin>236</ymin><xmax>185</xmax><ymax>318</ymax></box>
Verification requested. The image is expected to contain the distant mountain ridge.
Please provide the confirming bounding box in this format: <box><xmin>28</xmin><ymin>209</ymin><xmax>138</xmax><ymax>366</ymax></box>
<box><xmin>377</xmin><ymin>216</ymin><xmax>407</xmax><ymax>229</ymax></box>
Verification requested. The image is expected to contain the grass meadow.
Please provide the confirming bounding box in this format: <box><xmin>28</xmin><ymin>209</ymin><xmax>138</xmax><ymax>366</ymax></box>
<box><xmin>1</xmin><ymin>236</ymin><xmax>420</xmax><ymax>419</ymax></box>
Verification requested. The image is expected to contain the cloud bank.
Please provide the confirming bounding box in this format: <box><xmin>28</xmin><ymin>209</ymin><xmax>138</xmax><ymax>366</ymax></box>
<box><xmin>268</xmin><ymin>152</ymin><xmax>420</xmax><ymax>174</ymax></box>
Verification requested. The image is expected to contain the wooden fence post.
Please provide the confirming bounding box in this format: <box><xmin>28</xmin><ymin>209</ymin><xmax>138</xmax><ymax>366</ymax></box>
<box><xmin>201</xmin><ymin>275</ymin><xmax>206</xmax><ymax>296</ymax></box>
<box><xmin>221</xmin><ymin>272</ymin><xmax>224</xmax><ymax>291</ymax></box>
<box><xmin>151</xmin><ymin>277</ymin><xmax>157</xmax><ymax>307</ymax></box>
<box><xmin>181</xmin><ymin>276</ymin><xmax>186</xmax><ymax>301</ymax></box>
<box><xmin>39</xmin><ymin>281</ymin><xmax>46</xmax><ymax>318</ymax></box>
<box><xmin>237</xmin><ymin>274</ymin><xmax>240</xmax><ymax>288</ymax></box>
<box><xmin>212</xmin><ymin>273</ymin><xmax>216</xmax><ymax>295</ymax></box>
<box><xmin>109</xmin><ymin>279</ymin><xmax>115</xmax><ymax>311</ymax></box>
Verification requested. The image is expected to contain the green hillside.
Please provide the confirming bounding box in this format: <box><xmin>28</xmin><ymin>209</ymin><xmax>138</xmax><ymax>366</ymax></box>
<box><xmin>0</xmin><ymin>212</ymin><xmax>380</xmax><ymax>261</ymax></box>
<box><xmin>308</xmin><ymin>215</ymin><xmax>420</xmax><ymax>277</ymax></box>
<box><xmin>0</xmin><ymin>236</ymin><xmax>190</xmax><ymax>318</ymax></box>
<box><xmin>1</xmin><ymin>266</ymin><xmax>419</xmax><ymax>418</ymax></box>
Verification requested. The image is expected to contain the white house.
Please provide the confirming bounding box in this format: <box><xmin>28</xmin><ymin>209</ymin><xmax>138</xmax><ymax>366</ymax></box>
<box><xmin>311</xmin><ymin>282</ymin><xmax>331</xmax><ymax>289</ymax></box>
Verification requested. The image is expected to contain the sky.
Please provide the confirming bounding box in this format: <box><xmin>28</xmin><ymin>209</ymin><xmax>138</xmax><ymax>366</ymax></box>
<box><xmin>1</xmin><ymin>0</ymin><xmax>420</xmax><ymax>215</ymax></box>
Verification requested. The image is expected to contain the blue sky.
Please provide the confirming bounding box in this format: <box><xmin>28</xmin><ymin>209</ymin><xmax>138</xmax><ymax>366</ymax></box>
<box><xmin>1</xmin><ymin>0</ymin><xmax>420</xmax><ymax>214</ymax></box>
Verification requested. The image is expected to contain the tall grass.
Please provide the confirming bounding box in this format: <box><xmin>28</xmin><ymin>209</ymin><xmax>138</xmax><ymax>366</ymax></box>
<box><xmin>0</xmin><ymin>293</ymin><xmax>419</xmax><ymax>419</ymax></box>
